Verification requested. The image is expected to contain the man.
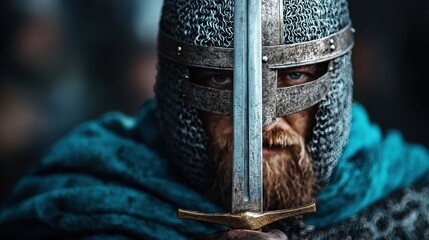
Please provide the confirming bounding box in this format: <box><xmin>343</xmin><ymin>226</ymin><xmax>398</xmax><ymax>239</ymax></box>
<box><xmin>1</xmin><ymin>0</ymin><xmax>428</xmax><ymax>239</ymax></box>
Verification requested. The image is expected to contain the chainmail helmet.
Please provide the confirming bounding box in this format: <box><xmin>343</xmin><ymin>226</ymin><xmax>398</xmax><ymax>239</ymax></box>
<box><xmin>155</xmin><ymin>0</ymin><xmax>355</xmax><ymax>190</ymax></box>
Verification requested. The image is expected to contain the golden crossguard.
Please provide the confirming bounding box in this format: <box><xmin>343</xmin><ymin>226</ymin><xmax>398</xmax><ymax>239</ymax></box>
<box><xmin>177</xmin><ymin>202</ymin><xmax>316</xmax><ymax>230</ymax></box>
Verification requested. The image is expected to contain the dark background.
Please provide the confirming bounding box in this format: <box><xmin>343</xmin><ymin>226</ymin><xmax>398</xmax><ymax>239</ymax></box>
<box><xmin>350</xmin><ymin>0</ymin><xmax>429</xmax><ymax>149</ymax></box>
<box><xmin>0</xmin><ymin>0</ymin><xmax>428</xmax><ymax>200</ymax></box>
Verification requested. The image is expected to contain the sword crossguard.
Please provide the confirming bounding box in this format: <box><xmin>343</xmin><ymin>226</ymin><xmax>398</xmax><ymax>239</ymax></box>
<box><xmin>177</xmin><ymin>202</ymin><xmax>316</xmax><ymax>230</ymax></box>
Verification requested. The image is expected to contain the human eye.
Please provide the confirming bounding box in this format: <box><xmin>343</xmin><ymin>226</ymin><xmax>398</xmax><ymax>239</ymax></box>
<box><xmin>188</xmin><ymin>67</ymin><xmax>233</xmax><ymax>89</ymax></box>
<box><xmin>285</xmin><ymin>72</ymin><xmax>307</xmax><ymax>81</ymax></box>
<box><xmin>210</xmin><ymin>75</ymin><xmax>232</xmax><ymax>85</ymax></box>
<box><xmin>278</xmin><ymin>70</ymin><xmax>311</xmax><ymax>87</ymax></box>
<box><xmin>277</xmin><ymin>63</ymin><xmax>328</xmax><ymax>87</ymax></box>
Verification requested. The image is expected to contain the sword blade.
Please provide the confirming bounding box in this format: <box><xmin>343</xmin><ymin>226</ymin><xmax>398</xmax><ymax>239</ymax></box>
<box><xmin>232</xmin><ymin>0</ymin><xmax>263</xmax><ymax>214</ymax></box>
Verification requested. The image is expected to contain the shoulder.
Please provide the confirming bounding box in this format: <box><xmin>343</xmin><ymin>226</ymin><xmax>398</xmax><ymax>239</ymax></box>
<box><xmin>310</xmin><ymin>184</ymin><xmax>429</xmax><ymax>239</ymax></box>
<box><xmin>0</xmin><ymin>99</ymin><xmax>217</xmax><ymax>239</ymax></box>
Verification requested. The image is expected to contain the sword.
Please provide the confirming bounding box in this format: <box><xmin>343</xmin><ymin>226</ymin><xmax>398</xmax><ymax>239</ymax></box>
<box><xmin>178</xmin><ymin>0</ymin><xmax>316</xmax><ymax>230</ymax></box>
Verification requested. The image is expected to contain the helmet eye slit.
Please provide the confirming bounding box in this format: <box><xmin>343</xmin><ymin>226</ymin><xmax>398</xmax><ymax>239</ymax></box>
<box><xmin>188</xmin><ymin>66</ymin><xmax>233</xmax><ymax>90</ymax></box>
<box><xmin>187</xmin><ymin>62</ymin><xmax>329</xmax><ymax>90</ymax></box>
<box><xmin>277</xmin><ymin>61</ymin><xmax>329</xmax><ymax>88</ymax></box>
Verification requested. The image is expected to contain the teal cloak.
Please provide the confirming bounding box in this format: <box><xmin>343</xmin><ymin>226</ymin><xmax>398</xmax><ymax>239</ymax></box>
<box><xmin>0</xmin><ymin>99</ymin><xmax>428</xmax><ymax>239</ymax></box>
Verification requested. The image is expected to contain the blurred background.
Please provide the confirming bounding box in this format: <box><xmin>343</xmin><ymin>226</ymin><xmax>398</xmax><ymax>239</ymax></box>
<box><xmin>0</xmin><ymin>0</ymin><xmax>162</xmax><ymax>200</ymax></box>
<box><xmin>0</xmin><ymin>0</ymin><xmax>427</xmax><ymax>200</ymax></box>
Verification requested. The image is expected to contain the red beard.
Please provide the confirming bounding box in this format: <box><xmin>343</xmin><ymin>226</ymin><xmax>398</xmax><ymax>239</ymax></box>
<box><xmin>206</xmin><ymin>128</ymin><xmax>316</xmax><ymax>211</ymax></box>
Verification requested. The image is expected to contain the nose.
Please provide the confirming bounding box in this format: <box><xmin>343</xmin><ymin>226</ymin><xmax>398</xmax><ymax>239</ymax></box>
<box><xmin>263</xmin><ymin>118</ymin><xmax>279</xmax><ymax>132</ymax></box>
<box><xmin>263</xmin><ymin>117</ymin><xmax>292</xmax><ymax>133</ymax></box>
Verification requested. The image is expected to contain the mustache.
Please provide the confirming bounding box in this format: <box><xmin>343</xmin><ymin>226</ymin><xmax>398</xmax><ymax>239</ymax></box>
<box><xmin>210</xmin><ymin>128</ymin><xmax>307</xmax><ymax>166</ymax></box>
<box><xmin>263</xmin><ymin>128</ymin><xmax>304</xmax><ymax>148</ymax></box>
<box><xmin>211</xmin><ymin>128</ymin><xmax>304</xmax><ymax>152</ymax></box>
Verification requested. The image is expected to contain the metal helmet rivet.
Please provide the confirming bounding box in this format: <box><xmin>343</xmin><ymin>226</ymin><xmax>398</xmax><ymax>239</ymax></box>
<box><xmin>262</xmin><ymin>56</ymin><xmax>268</xmax><ymax>63</ymax></box>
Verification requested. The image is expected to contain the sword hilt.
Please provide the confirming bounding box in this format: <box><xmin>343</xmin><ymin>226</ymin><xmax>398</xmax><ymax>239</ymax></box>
<box><xmin>177</xmin><ymin>202</ymin><xmax>316</xmax><ymax>230</ymax></box>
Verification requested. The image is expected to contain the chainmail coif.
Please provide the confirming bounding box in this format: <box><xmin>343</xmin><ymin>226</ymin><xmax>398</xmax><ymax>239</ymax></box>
<box><xmin>155</xmin><ymin>0</ymin><xmax>353</xmax><ymax>189</ymax></box>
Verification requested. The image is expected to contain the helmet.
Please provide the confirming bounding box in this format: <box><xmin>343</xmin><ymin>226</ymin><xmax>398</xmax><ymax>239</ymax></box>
<box><xmin>155</xmin><ymin>0</ymin><xmax>354</xmax><ymax>190</ymax></box>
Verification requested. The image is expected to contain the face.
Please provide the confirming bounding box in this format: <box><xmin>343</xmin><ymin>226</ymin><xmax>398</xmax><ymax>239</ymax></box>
<box><xmin>190</xmin><ymin>63</ymin><xmax>328</xmax><ymax>211</ymax></box>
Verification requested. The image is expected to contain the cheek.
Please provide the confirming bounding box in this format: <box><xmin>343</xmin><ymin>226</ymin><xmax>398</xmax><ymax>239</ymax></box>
<box><xmin>284</xmin><ymin>106</ymin><xmax>317</xmax><ymax>140</ymax></box>
<box><xmin>198</xmin><ymin>111</ymin><xmax>233</xmax><ymax>140</ymax></box>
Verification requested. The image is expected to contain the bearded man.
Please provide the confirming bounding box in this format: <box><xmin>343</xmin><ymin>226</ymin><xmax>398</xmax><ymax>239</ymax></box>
<box><xmin>1</xmin><ymin>0</ymin><xmax>429</xmax><ymax>239</ymax></box>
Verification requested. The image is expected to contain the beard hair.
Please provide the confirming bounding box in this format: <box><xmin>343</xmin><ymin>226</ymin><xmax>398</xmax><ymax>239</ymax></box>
<box><xmin>205</xmin><ymin>128</ymin><xmax>316</xmax><ymax>211</ymax></box>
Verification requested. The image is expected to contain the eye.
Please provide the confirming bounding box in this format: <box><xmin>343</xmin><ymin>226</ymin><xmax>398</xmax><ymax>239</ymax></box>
<box><xmin>287</xmin><ymin>72</ymin><xmax>305</xmax><ymax>80</ymax></box>
<box><xmin>277</xmin><ymin>62</ymin><xmax>329</xmax><ymax>87</ymax></box>
<box><xmin>210</xmin><ymin>75</ymin><xmax>232</xmax><ymax>85</ymax></box>
<box><xmin>277</xmin><ymin>71</ymin><xmax>312</xmax><ymax>87</ymax></box>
